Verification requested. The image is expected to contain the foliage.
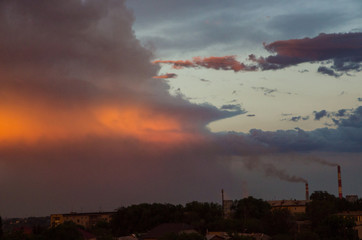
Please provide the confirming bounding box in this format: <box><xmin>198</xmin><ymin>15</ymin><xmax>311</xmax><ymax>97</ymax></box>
<box><xmin>307</xmin><ymin>192</ymin><xmax>359</xmax><ymax>240</ymax></box>
<box><xmin>231</xmin><ymin>197</ymin><xmax>271</xmax><ymax>233</ymax></box>
<box><xmin>271</xmin><ymin>234</ymin><xmax>294</xmax><ymax>240</ymax></box>
<box><xmin>315</xmin><ymin>215</ymin><xmax>357</xmax><ymax>240</ymax></box>
<box><xmin>0</xmin><ymin>216</ymin><xmax>3</xmax><ymax>239</ymax></box>
<box><xmin>160</xmin><ymin>232</ymin><xmax>205</xmax><ymax>240</ymax></box>
<box><xmin>307</xmin><ymin>191</ymin><xmax>338</xmax><ymax>226</ymax></box>
<box><xmin>295</xmin><ymin>231</ymin><xmax>320</xmax><ymax>240</ymax></box>
<box><xmin>183</xmin><ymin>202</ymin><xmax>222</xmax><ymax>233</ymax></box>
<box><xmin>90</xmin><ymin>221</ymin><xmax>113</xmax><ymax>240</ymax></box>
<box><xmin>111</xmin><ymin>203</ymin><xmax>184</xmax><ymax>236</ymax></box>
<box><xmin>42</xmin><ymin>221</ymin><xmax>83</xmax><ymax>240</ymax></box>
<box><xmin>3</xmin><ymin>230</ymin><xmax>30</xmax><ymax>240</ymax></box>
<box><xmin>263</xmin><ymin>209</ymin><xmax>296</xmax><ymax>236</ymax></box>
<box><xmin>232</xmin><ymin>197</ymin><xmax>271</xmax><ymax>220</ymax></box>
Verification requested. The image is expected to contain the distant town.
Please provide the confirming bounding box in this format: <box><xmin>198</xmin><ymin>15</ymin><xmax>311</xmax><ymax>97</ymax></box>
<box><xmin>1</xmin><ymin>190</ymin><xmax>362</xmax><ymax>240</ymax></box>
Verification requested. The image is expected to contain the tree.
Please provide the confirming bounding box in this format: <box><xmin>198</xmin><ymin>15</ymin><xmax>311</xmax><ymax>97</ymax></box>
<box><xmin>307</xmin><ymin>191</ymin><xmax>338</xmax><ymax>227</ymax></box>
<box><xmin>111</xmin><ymin>203</ymin><xmax>184</xmax><ymax>236</ymax></box>
<box><xmin>295</xmin><ymin>231</ymin><xmax>320</xmax><ymax>240</ymax></box>
<box><xmin>232</xmin><ymin>197</ymin><xmax>271</xmax><ymax>220</ymax></box>
<box><xmin>0</xmin><ymin>216</ymin><xmax>3</xmax><ymax>239</ymax></box>
<box><xmin>43</xmin><ymin>221</ymin><xmax>83</xmax><ymax>240</ymax></box>
<box><xmin>90</xmin><ymin>221</ymin><xmax>113</xmax><ymax>240</ymax></box>
<box><xmin>263</xmin><ymin>208</ymin><xmax>296</xmax><ymax>236</ymax></box>
<box><xmin>183</xmin><ymin>202</ymin><xmax>222</xmax><ymax>233</ymax></box>
<box><xmin>232</xmin><ymin>197</ymin><xmax>271</xmax><ymax>233</ymax></box>
<box><xmin>316</xmin><ymin>215</ymin><xmax>357</xmax><ymax>240</ymax></box>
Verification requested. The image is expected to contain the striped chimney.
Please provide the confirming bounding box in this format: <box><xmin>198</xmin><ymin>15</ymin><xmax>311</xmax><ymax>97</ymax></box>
<box><xmin>337</xmin><ymin>165</ymin><xmax>342</xmax><ymax>199</ymax></box>
<box><xmin>305</xmin><ymin>182</ymin><xmax>309</xmax><ymax>201</ymax></box>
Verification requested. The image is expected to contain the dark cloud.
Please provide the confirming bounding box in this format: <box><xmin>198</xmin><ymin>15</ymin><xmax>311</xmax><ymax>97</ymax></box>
<box><xmin>358</xmin><ymin>98</ymin><xmax>362</xmax><ymax>102</ymax></box>
<box><xmin>200</xmin><ymin>78</ymin><xmax>211</xmax><ymax>82</ymax></box>
<box><xmin>125</xmin><ymin>0</ymin><xmax>279</xmax><ymax>56</ymax></box>
<box><xmin>282</xmin><ymin>115</ymin><xmax>309</xmax><ymax>122</ymax></box>
<box><xmin>314</xmin><ymin>110</ymin><xmax>328</xmax><ymax>120</ymax></box>
<box><xmin>220</xmin><ymin>104</ymin><xmax>245</xmax><ymax>112</ymax></box>
<box><xmin>246</xmin><ymin>106</ymin><xmax>362</xmax><ymax>152</ymax></box>
<box><xmin>247</xmin><ymin>114</ymin><xmax>256</xmax><ymax>117</ymax></box>
<box><xmin>0</xmin><ymin>0</ymin><xmax>245</xmax><ymax>217</ymax></box>
<box><xmin>285</xmin><ymin>109</ymin><xmax>351</xmax><ymax>123</ymax></box>
<box><xmin>254</xmin><ymin>33</ymin><xmax>362</xmax><ymax>73</ymax></box>
<box><xmin>251</xmin><ymin>87</ymin><xmax>278</xmax><ymax>96</ymax></box>
<box><xmin>337</xmin><ymin>106</ymin><xmax>362</xmax><ymax>128</ymax></box>
<box><xmin>317</xmin><ymin>66</ymin><xmax>342</xmax><ymax>77</ymax></box>
<box><xmin>335</xmin><ymin>109</ymin><xmax>347</xmax><ymax>117</ymax></box>
<box><xmin>290</xmin><ymin>116</ymin><xmax>302</xmax><ymax>122</ymax></box>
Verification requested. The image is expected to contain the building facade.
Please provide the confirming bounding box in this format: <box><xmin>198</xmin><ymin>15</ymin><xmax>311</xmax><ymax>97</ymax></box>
<box><xmin>267</xmin><ymin>200</ymin><xmax>309</xmax><ymax>214</ymax></box>
<box><xmin>337</xmin><ymin>211</ymin><xmax>362</xmax><ymax>239</ymax></box>
<box><xmin>50</xmin><ymin>212</ymin><xmax>115</xmax><ymax>229</ymax></box>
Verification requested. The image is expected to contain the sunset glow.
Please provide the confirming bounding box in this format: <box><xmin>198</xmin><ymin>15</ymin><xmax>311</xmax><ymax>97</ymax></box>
<box><xmin>0</xmin><ymin>103</ymin><xmax>195</xmax><ymax>144</ymax></box>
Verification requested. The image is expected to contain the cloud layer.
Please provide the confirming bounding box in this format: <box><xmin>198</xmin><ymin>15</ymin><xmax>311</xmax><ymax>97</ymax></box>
<box><xmin>155</xmin><ymin>33</ymin><xmax>362</xmax><ymax>76</ymax></box>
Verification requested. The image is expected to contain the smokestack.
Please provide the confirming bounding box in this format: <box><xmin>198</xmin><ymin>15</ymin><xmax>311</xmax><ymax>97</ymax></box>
<box><xmin>337</xmin><ymin>165</ymin><xmax>342</xmax><ymax>199</ymax></box>
<box><xmin>305</xmin><ymin>182</ymin><xmax>309</xmax><ymax>201</ymax></box>
<box><xmin>221</xmin><ymin>189</ymin><xmax>224</xmax><ymax>217</ymax></box>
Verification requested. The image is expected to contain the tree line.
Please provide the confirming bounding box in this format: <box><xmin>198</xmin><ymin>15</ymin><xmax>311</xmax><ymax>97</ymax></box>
<box><xmin>1</xmin><ymin>191</ymin><xmax>362</xmax><ymax>240</ymax></box>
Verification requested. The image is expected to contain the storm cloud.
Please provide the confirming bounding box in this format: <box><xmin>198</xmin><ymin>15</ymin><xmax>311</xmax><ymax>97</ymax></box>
<box><xmin>1</xmin><ymin>0</ymin><xmax>361</xmax><ymax>218</ymax></box>
<box><xmin>0</xmin><ymin>0</ymin><xmax>244</xmax><ymax>217</ymax></box>
<box><xmin>251</xmin><ymin>32</ymin><xmax>362</xmax><ymax>73</ymax></box>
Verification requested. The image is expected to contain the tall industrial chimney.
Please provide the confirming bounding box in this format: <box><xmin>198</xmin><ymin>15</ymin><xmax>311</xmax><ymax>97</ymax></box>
<box><xmin>305</xmin><ymin>182</ymin><xmax>309</xmax><ymax>201</ymax></box>
<box><xmin>337</xmin><ymin>165</ymin><xmax>343</xmax><ymax>199</ymax></box>
<box><xmin>221</xmin><ymin>189</ymin><xmax>224</xmax><ymax>217</ymax></box>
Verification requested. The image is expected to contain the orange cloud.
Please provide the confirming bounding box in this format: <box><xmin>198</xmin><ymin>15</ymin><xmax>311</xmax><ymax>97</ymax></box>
<box><xmin>94</xmin><ymin>105</ymin><xmax>193</xmax><ymax>143</ymax></box>
<box><xmin>152</xmin><ymin>73</ymin><xmax>177</xmax><ymax>79</ymax></box>
<box><xmin>152</xmin><ymin>60</ymin><xmax>196</xmax><ymax>69</ymax></box>
<box><xmin>0</xmin><ymin>101</ymin><xmax>198</xmax><ymax>145</ymax></box>
<box><xmin>153</xmin><ymin>56</ymin><xmax>257</xmax><ymax>72</ymax></box>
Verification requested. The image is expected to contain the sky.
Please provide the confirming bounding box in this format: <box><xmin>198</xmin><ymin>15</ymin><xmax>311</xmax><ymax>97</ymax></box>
<box><xmin>0</xmin><ymin>0</ymin><xmax>361</xmax><ymax>218</ymax></box>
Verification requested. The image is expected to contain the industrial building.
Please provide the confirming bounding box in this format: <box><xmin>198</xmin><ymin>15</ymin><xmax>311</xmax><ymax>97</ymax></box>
<box><xmin>267</xmin><ymin>200</ymin><xmax>309</xmax><ymax>214</ymax></box>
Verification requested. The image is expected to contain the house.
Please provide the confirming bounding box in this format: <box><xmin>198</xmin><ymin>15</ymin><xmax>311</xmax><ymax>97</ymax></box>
<box><xmin>238</xmin><ymin>233</ymin><xmax>271</xmax><ymax>240</ymax></box>
<box><xmin>117</xmin><ymin>235</ymin><xmax>138</xmax><ymax>240</ymax></box>
<box><xmin>336</xmin><ymin>211</ymin><xmax>362</xmax><ymax>239</ymax></box>
<box><xmin>206</xmin><ymin>231</ymin><xmax>229</xmax><ymax>240</ymax></box>
<box><xmin>206</xmin><ymin>231</ymin><xmax>271</xmax><ymax>240</ymax></box>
